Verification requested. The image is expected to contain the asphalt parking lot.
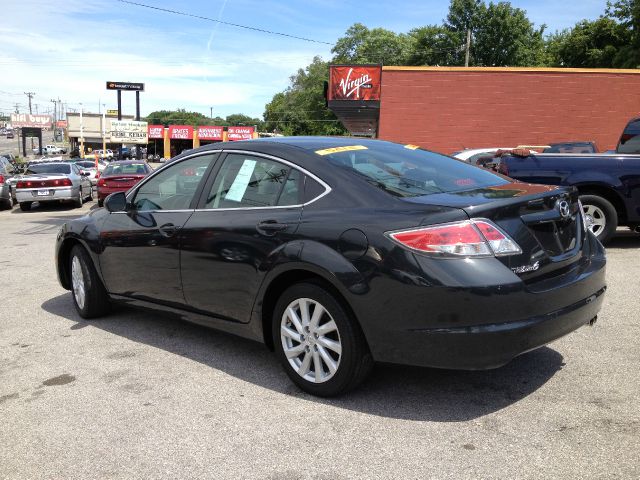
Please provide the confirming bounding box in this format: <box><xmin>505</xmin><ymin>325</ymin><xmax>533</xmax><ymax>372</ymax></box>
<box><xmin>1</xmin><ymin>201</ymin><xmax>639</xmax><ymax>479</ymax></box>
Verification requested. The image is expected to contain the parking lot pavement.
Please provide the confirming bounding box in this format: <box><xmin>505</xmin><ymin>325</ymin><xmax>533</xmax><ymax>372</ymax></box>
<box><xmin>0</xmin><ymin>203</ymin><xmax>638</xmax><ymax>480</ymax></box>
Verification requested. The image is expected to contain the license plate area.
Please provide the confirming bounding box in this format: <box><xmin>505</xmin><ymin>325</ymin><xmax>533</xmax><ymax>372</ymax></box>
<box><xmin>37</xmin><ymin>189</ymin><xmax>50</xmax><ymax>196</ymax></box>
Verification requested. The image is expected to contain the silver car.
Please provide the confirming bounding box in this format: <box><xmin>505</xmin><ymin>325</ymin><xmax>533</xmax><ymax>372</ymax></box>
<box><xmin>0</xmin><ymin>156</ymin><xmax>18</xmax><ymax>209</ymax></box>
<box><xmin>15</xmin><ymin>162</ymin><xmax>92</xmax><ymax>211</ymax></box>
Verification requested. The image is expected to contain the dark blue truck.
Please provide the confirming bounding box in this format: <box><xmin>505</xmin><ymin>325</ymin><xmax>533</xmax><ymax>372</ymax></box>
<box><xmin>495</xmin><ymin>117</ymin><xmax>640</xmax><ymax>244</ymax></box>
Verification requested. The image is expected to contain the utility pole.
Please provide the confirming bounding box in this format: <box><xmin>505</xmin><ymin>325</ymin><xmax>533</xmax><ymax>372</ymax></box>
<box><xmin>24</xmin><ymin>92</ymin><xmax>35</xmax><ymax>113</ymax></box>
<box><xmin>210</xmin><ymin>107</ymin><xmax>213</xmax><ymax>119</ymax></box>
<box><xmin>464</xmin><ymin>29</ymin><xmax>471</xmax><ymax>67</ymax></box>
<box><xmin>14</xmin><ymin>103</ymin><xmax>20</xmax><ymax>114</ymax></box>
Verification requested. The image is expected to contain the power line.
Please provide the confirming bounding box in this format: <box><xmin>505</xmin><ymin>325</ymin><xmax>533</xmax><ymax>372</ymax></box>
<box><xmin>117</xmin><ymin>0</ymin><xmax>332</xmax><ymax>45</ymax></box>
<box><xmin>24</xmin><ymin>92</ymin><xmax>35</xmax><ymax>114</ymax></box>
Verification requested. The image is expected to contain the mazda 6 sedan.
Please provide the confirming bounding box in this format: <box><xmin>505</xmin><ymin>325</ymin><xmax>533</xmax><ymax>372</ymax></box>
<box><xmin>55</xmin><ymin>137</ymin><xmax>606</xmax><ymax>396</ymax></box>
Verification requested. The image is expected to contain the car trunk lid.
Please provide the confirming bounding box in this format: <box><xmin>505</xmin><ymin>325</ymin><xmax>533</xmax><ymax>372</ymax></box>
<box><xmin>404</xmin><ymin>182</ymin><xmax>585</xmax><ymax>281</ymax></box>
<box><xmin>102</xmin><ymin>175</ymin><xmax>145</xmax><ymax>188</ymax></box>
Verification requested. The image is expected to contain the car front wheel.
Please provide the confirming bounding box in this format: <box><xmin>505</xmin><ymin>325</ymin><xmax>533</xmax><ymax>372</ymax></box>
<box><xmin>273</xmin><ymin>282</ymin><xmax>372</xmax><ymax>397</ymax></box>
<box><xmin>69</xmin><ymin>245</ymin><xmax>110</xmax><ymax>318</ymax></box>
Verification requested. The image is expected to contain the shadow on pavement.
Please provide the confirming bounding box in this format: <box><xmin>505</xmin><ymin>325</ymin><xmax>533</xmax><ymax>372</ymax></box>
<box><xmin>42</xmin><ymin>293</ymin><xmax>564</xmax><ymax>422</ymax></box>
<box><xmin>606</xmin><ymin>230</ymin><xmax>640</xmax><ymax>249</ymax></box>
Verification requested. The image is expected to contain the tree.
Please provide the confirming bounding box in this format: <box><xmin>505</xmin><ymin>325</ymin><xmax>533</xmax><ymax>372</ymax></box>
<box><xmin>331</xmin><ymin>23</ymin><xmax>414</xmax><ymax>65</ymax></box>
<box><xmin>407</xmin><ymin>26</ymin><xmax>463</xmax><ymax>65</ymax></box>
<box><xmin>546</xmin><ymin>18</ymin><xmax>631</xmax><ymax>68</ymax></box>
<box><xmin>263</xmin><ymin>56</ymin><xmax>346</xmax><ymax>136</ymax></box>
<box><xmin>606</xmin><ymin>0</ymin><xmax>640</xmax><ymax>67</ymax></box>
<box><xmin>225</xmin><ymin>113</ymin><xmax>263</xmax><ymax>129</ymax></box>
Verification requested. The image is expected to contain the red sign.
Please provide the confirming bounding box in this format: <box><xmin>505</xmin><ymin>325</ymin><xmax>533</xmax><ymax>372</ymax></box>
<box><xmin>56</xmin><ymin>120</ymin><xmax>68</xmax><ymax>128</ymax></box>
<box><xmin>197</xmin><ymin>126</ymin><xmax>224</xmax><ymax>141</ymax></box>
<box><xmin>328</xmin><ymin>65</ymin><xmax>382</xmax><ymax>101</ymax></box>
<box><xmin>168</xmin><ymin>125</ymin><xmax>193</xmax><ymax>140</ymax></box>
<box><xmin>227</xmin><ymin>126</ymin><xmax>255</xmax><ymax>141</ymax></box>
<box><xmin>10</xmin><ymin>113</ymin><xmax>53</xmax><ymax>128</ymax></box>
<box><xmin>148</xmin><ymin>125</ymin><xmax>164</xmax><ymax>139</ymax></box>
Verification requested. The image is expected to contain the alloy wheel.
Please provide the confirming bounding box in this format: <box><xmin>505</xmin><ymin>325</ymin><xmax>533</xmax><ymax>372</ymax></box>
<box><xmin>280</xmin><ymin>297</ymin><xmax>342</xmax><ymax>383</ymax></box>
<box><xmin>583</xmin><ymin>203</ymin><xmax>606</xmax><ymax>237</ymax></box>
<box><xmin>71</xmin><ymin>256</ymin><xmax>86</xmax><ymax>310</ymax></box>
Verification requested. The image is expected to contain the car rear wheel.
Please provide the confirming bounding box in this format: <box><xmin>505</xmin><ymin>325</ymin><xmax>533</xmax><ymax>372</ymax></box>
<box><xmin>19</xmin><ymin>202</ymin><xmax>32</xmax><ymax>211</ymax></box>
<box><xmin>69</xmin><ymin>245</ymin><xmax>110</xmax><ymax>319</ymax></box>
<box><xmin>97</xmin><ymin>198</ymin><xmax>104</xmax><ymax>207</ymax></box>
<box><xmin>580</xmin><ymin>194</ymin><xmax>617</xmax><ymax>244</ymax></box>
<box><xmin>75</xmin><ymin>188</ymin><xmax>83</xmax><ymax>208</ymax></box>
<box><xmin>273</xmin><ymin>282</ymin><xmax>373</xmax><ymax>397</ymax></box>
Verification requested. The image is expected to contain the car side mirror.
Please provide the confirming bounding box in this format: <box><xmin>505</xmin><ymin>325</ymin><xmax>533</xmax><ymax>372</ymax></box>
<box><xmin>104</xmin><ymin>191</ymin><xmax>128</xmax><ymax>212</ymax></box>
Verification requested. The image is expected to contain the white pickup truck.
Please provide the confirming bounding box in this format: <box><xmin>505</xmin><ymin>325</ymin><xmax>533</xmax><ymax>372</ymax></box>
<box><xmin>33</xmin><ymin>144</ymin><xmax>67</xmax><ymax>155</ymax></box>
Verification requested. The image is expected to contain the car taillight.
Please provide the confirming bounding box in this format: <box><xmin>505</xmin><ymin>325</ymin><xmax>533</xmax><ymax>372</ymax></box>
<box><xmin>0</xmin><ymin>174</ymin><xmax>4</xmax><ymax>185</ymax></box>
<box><xmin>387</xmin><ymin>220</ymin><xmax>521</xmax><ymax>257</ymax></box>
<box><xmin>17</xmin><ymin>181</ymin><xmax>33</xmax><ymax>188</ymax></box>
<box><xmin>98</xmin><ymin>178</ymin><xmax>106</xmax><ymax>187</ymax></box>
<box><xmin>96</xmin><ymin>171</ymin><xmax>100</xmax><ymax>178</ymax></box>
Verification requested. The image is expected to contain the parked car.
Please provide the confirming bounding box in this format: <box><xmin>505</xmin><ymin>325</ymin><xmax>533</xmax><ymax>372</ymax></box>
<box><xmin>6</xmin><ymin>131</ymin><xmax>14</xmax><ymax>139</ymax></box>
<box><xmin>55</xmin><ymin>137</ymin><xmax>606</xmax><ymax>396</ymax></box>
<box><xmin>15</xmin><ymin>161</ymin><xmax>92</xmax><ymax>211</ymax></box>
<box><xmin>453</xmin><ymin>147</ymin><xmax>519</xmax><ymax>163</ymax></box>
<box><xmin>96</xmin><ymin>160</ymin><xmax>152</xmax><ymax>207</ymax></box>
<box><xmin>33</xmin><ymin>144</ymin><xmax>67</xmax><ymax>155</ymax></box>
<box><xmin>0</xmin><ymin>156</ymin><xmax>19</xmax><ymax>209</ymax></box>
<box><xmin>90</xmin><ymin>149</ymin><xmax>114</xmax><ymax>160</ymax></box>
<box><xmin>72</xmin><ymin>160</ymin><xmax>106</xmax><ymax>186</ymax></box>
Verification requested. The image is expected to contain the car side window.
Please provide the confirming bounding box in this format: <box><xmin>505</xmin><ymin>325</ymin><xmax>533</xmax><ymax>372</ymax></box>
<box><xmin>133</xmin><ymin>154</ymin><xmax>214</xmax><ymax>211</ymax></box>
<box><xmin>204</xmin><ymin>154</ymin><xmax>297</xmax><ymax>209</ymax></box>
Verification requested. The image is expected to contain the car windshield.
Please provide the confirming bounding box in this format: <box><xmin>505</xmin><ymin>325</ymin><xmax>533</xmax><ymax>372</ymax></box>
<box><xmin>27</xmin><ymin>163</ymin><xmax>71</xmax><ymax>175</ymax></box>
<box><xmin>316</xmin><ymin>142</ymin><xmax>509</xmax><ymax>197</ymax></box>
<box><xmin>103</xmin><ymin>163</ymin><xmax>148</xmax><ymax>175</ymax></box>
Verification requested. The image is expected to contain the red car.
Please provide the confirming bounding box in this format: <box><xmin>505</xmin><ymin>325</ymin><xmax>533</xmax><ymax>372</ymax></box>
<box><xmin>97</xmin><ymin>161</ymin><xmax>152</xmax><ymax>207</ymax></box>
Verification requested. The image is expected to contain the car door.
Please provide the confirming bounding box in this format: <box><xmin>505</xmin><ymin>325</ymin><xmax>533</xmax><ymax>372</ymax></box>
<box><xmin>180</xmin><ymin>152</ymin><xmax>304</xmax><ymax>322</ymax></box>
<box><xmin>99</xmin><ymin>153</ymin><xmax>218</xmax><ymax>304</ymax></box>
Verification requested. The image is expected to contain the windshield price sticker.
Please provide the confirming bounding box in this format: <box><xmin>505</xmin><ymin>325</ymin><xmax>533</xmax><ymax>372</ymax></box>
<box><xmin>226</xmin><ymin>159</ymin><xmax>257</xmax><ymax>202</ymax></box>
<box><xmin>315</xmin><ymin>145</ymin><xmax>368</xmax><ymax>156</ymax></box>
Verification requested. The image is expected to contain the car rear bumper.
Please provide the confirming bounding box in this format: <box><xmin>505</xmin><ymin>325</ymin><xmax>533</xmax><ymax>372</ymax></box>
<box><xmin>97</xmin><ymin>186</ymin><xmax>130</xmax><ymax>200</ymax></box>
<box><xmin>0</xmin><ymin>185</ymin><xmax>10</xmax><ymax>204</ymax></box>
<box><xmin>16</xmin><ymin>186</ymin><xmax>77</xmax><ymax>202</ymax></box>
<box><xmin>358</xmin><ymin>233</ymin><xmax>607</xmax><ymax>369</ymax></box>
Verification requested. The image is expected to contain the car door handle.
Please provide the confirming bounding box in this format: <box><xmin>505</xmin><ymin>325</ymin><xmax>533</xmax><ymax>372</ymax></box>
<box><xmin>256</xmin><ymin>220</ymin><xmax>288</xmax><ymax>236</ymax></box>
<box><xmin>158</xmin><ymin>223</ymin><xmax>179</xmax><ymax>237</ymax></box>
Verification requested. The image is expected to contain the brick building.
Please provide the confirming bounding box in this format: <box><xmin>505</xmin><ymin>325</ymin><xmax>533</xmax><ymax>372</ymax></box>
<box><xmin>329</xmin><ymin>66</ymin><xmax>640</xmax><ymax>154</ymax></box>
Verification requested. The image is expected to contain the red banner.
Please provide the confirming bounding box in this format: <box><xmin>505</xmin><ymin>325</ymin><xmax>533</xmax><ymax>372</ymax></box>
<box><xmin>148</xmin><ymin>125</ymin><xmax>164</xmax><ymax>139</ymax></box>
<box><xmin>197</xmin><ymin>126</ymin><xmax>224</xmax><ymax>141</ymax></box>
<box><xmin>227</xmin><ymin>126</ymin><xmax>254</xmax><ymax>141</ymax></box>
<box><xmin>56</xmin><ymin>120</ymin><xmax>68</xmax><ymax>128</ymax></box>
<box><xmin>328</xmin><ymin>65</ymin><xmax>382</xmax><ymax>101</ymax></box>
<box><xmin>168</xmin><ymin>125</ymin><xmax>193</xmax><ymax>140</ymax></box>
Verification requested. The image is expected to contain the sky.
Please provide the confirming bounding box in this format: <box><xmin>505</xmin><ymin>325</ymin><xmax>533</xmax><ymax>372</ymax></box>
<box><xmin>0</xmin><ymin>0</ymin><xmax>608</xmax><ymax>121</ymax></box>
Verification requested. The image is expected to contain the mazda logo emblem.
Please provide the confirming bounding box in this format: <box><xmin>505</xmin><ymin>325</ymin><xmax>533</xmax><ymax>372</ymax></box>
<box><xmin>557</xmin><ymin>200</ymin><xmax>571</xmax><ymax>219</ymax></box>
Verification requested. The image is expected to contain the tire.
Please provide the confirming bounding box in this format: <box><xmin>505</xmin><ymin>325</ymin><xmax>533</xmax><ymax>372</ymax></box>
<box><xmin>580</xmin><ymin>194</ymin><xmax>617</xmax><ymax>244</ymax></box>
<box><xmin>97</xmin><ymin>198</ymin><xmax>104</xmax><ymax>207</ymax></box>
<box><xmin>272</xmin><ymin>282</ymin><xmax>373</xmax><ymax>397</ymax></box>
<box><xmin>87</xmin><ymin>187</ymin><xmax>93</xmax><ymax>201</ymax></box>
<box><xmin>69</xmin><ymin>245</ymin><xmax>110</xmax><ymax>319</ymax></box>
<box><xmin>75</xmin><ymin>188</ymin><xmax>83</xmax><ymax>208</ymax></box>
<box><xmin>19</xmin><ymin>202</ymin><xmax>32</xmax><ymax>211</ymax></box>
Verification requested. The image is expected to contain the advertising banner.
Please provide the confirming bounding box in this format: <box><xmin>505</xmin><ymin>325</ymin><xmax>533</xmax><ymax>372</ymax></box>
<box><xmin>106</xmin><ymin>81</ymin><xmax>145</xmax><ymax>91</ymax></box>
<box><xmin>148</xmin><ymin>125</ymin><xmax>165</xmax><ymax>139</ymax></box>
<box><xmin>328</xmin><ymin>65</ymin><xmax>382</xmax><ymax>101</ymax></box>
<box><xmin>227</xmin><ymin>126</ymin><xmax>254</xmax><ymax>141</ymax></box>
<box><xmin>10</xmin><ymin>113</ymin><xmax>52</xmax><ymax>128</ymax></box>
<box><xmin>168</xmin><ymin>125</ymin><xmax>194</xmax><ymax>140</ymax></box>
<box><xmin>197</xmin><ymin>126</ymin><xmax>224</xmax><ymax>141</ymax></box>
<box><xmin>56</xmin><ymin>120</ymin><xmax>68</xmax><ymax>128</ymax></box>
<box><xmin>110</xmin><ymin>120</ymin><xmax>148</xmax><ymax>144</ymax></box>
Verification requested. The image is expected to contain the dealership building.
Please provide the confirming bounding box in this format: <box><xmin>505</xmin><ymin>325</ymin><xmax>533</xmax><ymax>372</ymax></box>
<box><xmin>67</xmin><ymin>113</ymin><xmax>257</xmax><ymax>158</ymax></box>
<box><xmin>327</xmin><ymin>66</ymin><xmax>640</xmax><ymax>153</ymax></box>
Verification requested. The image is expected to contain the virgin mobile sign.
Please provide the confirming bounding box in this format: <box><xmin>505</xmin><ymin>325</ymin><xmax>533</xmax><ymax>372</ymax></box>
<box><xmin>328</xmin><ymin>65</ymin><xmax>381</xmax><ymax>101</ymax></box>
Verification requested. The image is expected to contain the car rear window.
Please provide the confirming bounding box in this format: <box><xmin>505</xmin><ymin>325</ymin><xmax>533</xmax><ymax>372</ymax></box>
<box><xmin>27</xmin><ymin>163</ymin><xmax>71</xmax><ymax>175</ymax></box>
<box><xmin>316</xmin><ymin>142</ymin><xmax>509</xmax><ymax>197</ymax></box>
<box><xmin>103</xmin><ymin>163</ymin><xmax>149</xmax><ymax>175</ymax></box>
<box><xmin>618</xmin><ymin>120</ymin><xmax>640</xmax><ymax>154</ymax></box>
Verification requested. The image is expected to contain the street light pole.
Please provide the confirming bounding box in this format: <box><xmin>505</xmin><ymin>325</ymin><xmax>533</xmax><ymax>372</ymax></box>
<box><xmin>80</xmin><ymin>103</ymin><xmax>84</xmax><ymax>159</ymax></box>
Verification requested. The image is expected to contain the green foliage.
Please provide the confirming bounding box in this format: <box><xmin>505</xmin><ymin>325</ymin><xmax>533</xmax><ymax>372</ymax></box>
<box><xmin>331</xmin><ymin>23</ymin><xmax>414</xmax><ymax>65</ymax></box>
<box><xmin>263</xmin><ymin>56</ymin><xmax>346</xmax><ymax>136</ymax></box>
<box><xmin>408</xmin><ymin>26</ymin><xmax>462</xmax><ymax>66</ymax></box>
<box><xmin>145</xmin><ymin>109</ymin><xmax>262</xmax><ymax>129</ymax></box>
